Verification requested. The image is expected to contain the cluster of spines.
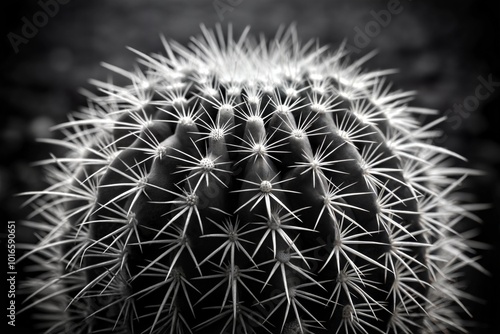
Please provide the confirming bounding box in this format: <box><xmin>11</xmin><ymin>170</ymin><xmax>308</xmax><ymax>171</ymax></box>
<box><xmin>19</xmin><ymin>25</ymin><xmax>482</xmax><ymax>334</ymax></box>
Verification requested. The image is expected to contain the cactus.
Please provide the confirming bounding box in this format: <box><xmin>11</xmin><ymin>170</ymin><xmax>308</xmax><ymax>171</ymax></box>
<box><xmin>20</xmin><ymin>25</ymin><xmax>482</xmax><ymax>334</ymax></box>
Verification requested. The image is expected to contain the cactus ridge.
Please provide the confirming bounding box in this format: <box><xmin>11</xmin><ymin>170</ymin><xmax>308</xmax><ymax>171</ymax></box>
<box><xmin>21</xmin><ymin>25</ymin><xmax>481</xmax><ymax>334</ymax></box>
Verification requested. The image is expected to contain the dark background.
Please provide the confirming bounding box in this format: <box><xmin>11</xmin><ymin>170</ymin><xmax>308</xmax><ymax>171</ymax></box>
<box><xmin>1</xmin><ymin>0</ymin><xmax>499</xmax><ymax>333</ymax></box>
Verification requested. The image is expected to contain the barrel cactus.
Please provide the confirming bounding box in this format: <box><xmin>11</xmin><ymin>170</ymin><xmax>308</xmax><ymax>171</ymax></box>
<box><xmin>21</xmin><ymin>25</ymin><xmax>482</xmax><ymax>334</ymax></box>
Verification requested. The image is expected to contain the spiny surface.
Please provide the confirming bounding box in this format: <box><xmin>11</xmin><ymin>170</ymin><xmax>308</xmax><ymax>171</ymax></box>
<box><xmin>21</xmin><ymin>25</ymin><xmax>481</xmax><ymax>334</ymax></box>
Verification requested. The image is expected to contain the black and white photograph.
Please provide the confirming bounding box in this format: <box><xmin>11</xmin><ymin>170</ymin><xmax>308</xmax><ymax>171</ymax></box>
<box><xmin>1</xmin><ymin>1</ymin><xmax>499</xmax><ymax>333</ymax></box>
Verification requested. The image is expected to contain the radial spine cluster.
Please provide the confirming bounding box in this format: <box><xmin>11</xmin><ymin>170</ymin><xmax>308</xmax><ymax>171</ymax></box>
<box><xmin>21</xmin><ymin>25</ymin><xmax>481</xmax><ymax>334</ymax></box>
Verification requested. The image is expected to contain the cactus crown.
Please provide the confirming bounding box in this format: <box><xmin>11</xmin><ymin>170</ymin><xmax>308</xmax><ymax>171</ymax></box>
<box><xmin>21</xmin><ymin>24</ymin><xmax>481</xmax><ymax>334</ymax></box>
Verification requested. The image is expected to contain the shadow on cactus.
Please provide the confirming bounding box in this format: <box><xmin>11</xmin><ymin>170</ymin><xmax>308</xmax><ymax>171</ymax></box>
<box><xmin>19</xmin><ymin>24</ymin><xmax>486</xmax><ymax>334</ymax></box>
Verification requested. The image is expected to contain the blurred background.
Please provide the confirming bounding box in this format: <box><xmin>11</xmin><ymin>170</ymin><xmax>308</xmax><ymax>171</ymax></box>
<box><xmin>1</xmin><ymin>0</ymin><xmax>498</xmax><ymax>333</ymax></box>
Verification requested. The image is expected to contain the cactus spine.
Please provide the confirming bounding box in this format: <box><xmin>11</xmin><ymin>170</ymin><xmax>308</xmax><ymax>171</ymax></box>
<box><xmin>21</xmin><ymin>25</ymin><xmax>481</xmax><ymax>334</ymax></box>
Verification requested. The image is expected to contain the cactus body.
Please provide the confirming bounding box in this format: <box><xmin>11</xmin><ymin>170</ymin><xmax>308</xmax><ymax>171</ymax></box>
<box><xmin>22</xmin><ymin>25</ymin><xmax>480</xmax><ymax>334</ymax></box>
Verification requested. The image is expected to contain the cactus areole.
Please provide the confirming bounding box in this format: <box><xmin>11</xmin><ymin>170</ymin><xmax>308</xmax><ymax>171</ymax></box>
<box><xmin>22</xmin><ymin>25</ymin><xmax>481</xmax><ymax>334</ymax></box>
